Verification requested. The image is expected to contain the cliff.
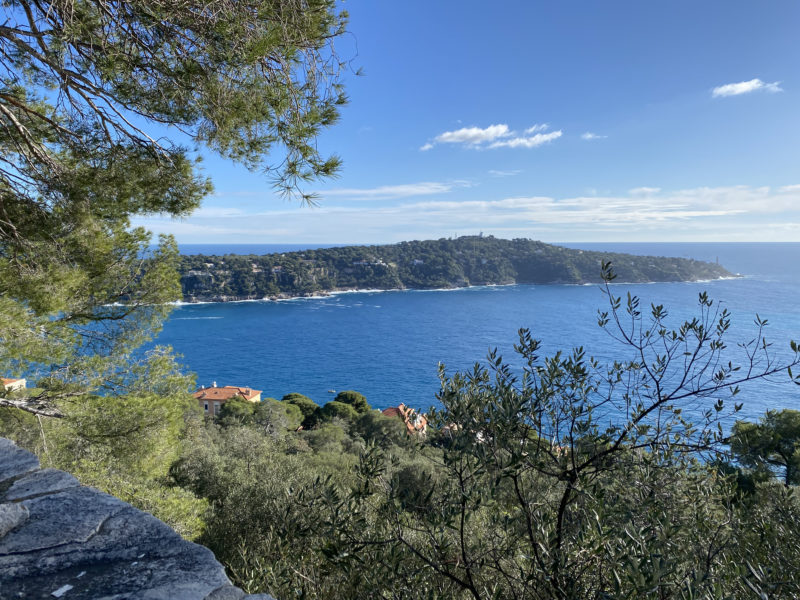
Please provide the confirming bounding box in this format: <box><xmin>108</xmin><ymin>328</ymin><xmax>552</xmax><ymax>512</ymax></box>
<box><xmin>178</xmin><ymin>237</ymin><xmax>735</xmax><ymax>303</ymax></box>
<box><xmin>0</xmin><ymin>438</ymin><xmax>273</xmax><ymax>600</ymax></box>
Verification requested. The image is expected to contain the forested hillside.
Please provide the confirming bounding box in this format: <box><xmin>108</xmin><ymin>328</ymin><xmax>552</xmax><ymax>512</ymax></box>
<box><xmin>178</xmin><ymin>236</ymin><xmax>734</xmax><ymax>301</ymax></box>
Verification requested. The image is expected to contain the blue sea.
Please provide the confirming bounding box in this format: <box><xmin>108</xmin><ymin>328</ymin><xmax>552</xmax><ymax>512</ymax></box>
<box><xmin>156</xmin><ymin>243</ymin><xmax>800</xmax><ymax>421</ymax></box>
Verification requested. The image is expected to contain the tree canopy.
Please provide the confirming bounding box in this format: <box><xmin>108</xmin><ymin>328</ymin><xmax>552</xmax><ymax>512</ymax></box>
<box><xmin>333</xmin><ymin>390</ymin><xmax>370</xmax><ymax>414</ymax></box>
<box><xmin>0</xmin><ymin>0</ymin><xmax>347</xmax><ymax>201</ymax></box>
<box><xmin>731</xmin><ymin>409</ymin><xmax>800</xmax><ymax>486</ymax></box>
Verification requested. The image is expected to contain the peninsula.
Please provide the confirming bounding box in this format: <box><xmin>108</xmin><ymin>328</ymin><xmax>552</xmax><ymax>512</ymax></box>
<box><xmin>178</xmin><ymin>236</ymin><xmax>735</xmax><ymax>303</ymax></box>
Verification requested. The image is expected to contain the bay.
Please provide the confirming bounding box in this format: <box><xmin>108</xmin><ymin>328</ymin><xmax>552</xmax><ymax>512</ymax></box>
<box><xmin>155</xmin><ymin>242</ymin><xmax>800</xmax><ymax>421</ymax></box>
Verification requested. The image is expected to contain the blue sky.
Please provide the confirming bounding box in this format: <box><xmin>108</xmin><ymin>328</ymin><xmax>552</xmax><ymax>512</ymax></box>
<box><xmin>136</xmin><ymin>1</ymin><xmax>800</xmax><ymax>243</ymax></box>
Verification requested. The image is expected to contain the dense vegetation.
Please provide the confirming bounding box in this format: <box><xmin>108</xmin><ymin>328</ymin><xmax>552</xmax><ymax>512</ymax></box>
<box><xmin>6</xmin><ymin>276</ymin><xmax>800</xmax><ymax>599</ymax></box>
<box><xmin>179</xmin><ymin>236</ymin><xmax>734</xmax><ymax>301</ymax></box>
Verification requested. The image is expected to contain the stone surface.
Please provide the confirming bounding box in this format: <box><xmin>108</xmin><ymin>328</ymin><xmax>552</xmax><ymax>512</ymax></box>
<box><xmin>0</xmin><ymin>502</ymin><xmax>28</xmax><ymax>537</ymax></box>
<box><xmin>0</xmin><ymin>438</ymin><xmax>276</xmax><ymax>600</ymax></box>
<box><xmin>204</xmin><ymin>585</ymin><xmax>247</xmax><ymax>600</ymax></box>
<box><xmin>5</xmin><ymin>468</ymin><xmax>79</xmax><ymax>501</ymax></box>
<box><xmin>0</xmin><ymin>437</ymin><xmax>39</xmax><ymax>482</ymax></box>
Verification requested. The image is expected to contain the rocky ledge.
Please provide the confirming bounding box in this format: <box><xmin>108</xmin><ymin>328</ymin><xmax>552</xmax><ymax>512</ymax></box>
<box><xmin>0</xmin><ymin>438</ymin><xmax>273</xmax><ymax>600</ymax></box>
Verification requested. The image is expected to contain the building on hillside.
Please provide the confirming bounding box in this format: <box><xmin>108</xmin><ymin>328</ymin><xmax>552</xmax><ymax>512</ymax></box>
<box><xmin>193</xmin><ymin>383</ymin><xmax>262</xmax><ymax>416</ymax></box>
<box><xmin>2</xmin><ymin>378</ymin><xmax>26</xmax><ymax>392</ymax></box>
<box><xmin>381</xmin><ymin>403</ymin><xmax>427</xmax><ymax>436</ymax></box>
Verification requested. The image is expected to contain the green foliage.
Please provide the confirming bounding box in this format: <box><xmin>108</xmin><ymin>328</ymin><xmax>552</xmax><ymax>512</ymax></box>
<box><xmin>178</xmin><ymin>237</ymin><xmax>735</xmax><ymax>301</ymax></box>
<box><xmin>333</xmin><ymin>390</ymin><xmax>370</xmax><ymax>414</ymax></box>
<box><xmin>318</xmin><ymin>400</ymin><xmax>358</xmax><ymax>422</ymax></box>
<box><xmin>217</xmin><ymin>398</ymin><xmax>256</xmax><ymax>426</ymax></box>
<box><xmin>0</xmin><ymin>0</ymin><xmax>347</xmax><ymax>205</ymax></box>
<box><xmin>217</xmin><ymin>397</ymin><xmax>304</xmax><ymax>435</ymax></box>
<box><xmin>350</xmin><ymin>410</ymin><xmax>409</xmax><ymax>449</ymax></box>
<box><xmin>281</xmin><ymin>393</ymin><xmax>320</xmax><ymax>428</ymax></box>
<box><xmin>170</xmin><ymin>421</ymin><xmax>367</xmax><ymax>595</ymax></box>
<box><xmin>730</xmin><ymin>409</ymin><xmax>800</xmax><ymax>486</ymax></box>
<box><xmin>254</xmin><ymin>398</ymin><xmax>303</xmax><ymax>432</ymax></box>
<box><xmin>303</xmin><ymin>421</ymin><xmax>349</xmax><ymax>453</ymax></box>
<box><xmin>281</xmin><ymin>392</ymin><xmax>318</xmax><ymax>414</ymax></box>
<box><xmin>0</xmin><ymin>345</ymin><xmax>205</xmax><ymax>537</ymax></box>
<box><xmin>277</xmin><ymin>401</ymin><xmax>304</xmax><ymax>431</ymax></box>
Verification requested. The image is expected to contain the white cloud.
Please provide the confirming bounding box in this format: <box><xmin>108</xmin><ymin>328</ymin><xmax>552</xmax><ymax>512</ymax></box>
<box><xmin>135</xmin><ymin>183</ymin><xmax>800</xmax><ymax>243</ymax></box>
<box><xmin>488</xmin><ymin>169</ymin><xmax>522</xmax><ymax>178</ymax></box>
<box><xmin>525</xmin><ymin>124</ymin><xmax>549</xmax><ymax>134</ymax></box>
<box><xmin>581</xmin><ymin>132</ymin><xmax>607</xmax><ymax>140</ymax></box>
<box><xmin>319</xmin><ymin>181</ymin><xmax>468</xmax><ymax>201</ymax></box>
<box><xmin>488</xmin><ymin>130</ymin><xmax>562</xmax><ymax>149</ymax></box>
<box><xmin>130</xmin><ymin>218</ymin><xmax>296</xmax><ymax>238</ymax></box>
<box><xmin>712</xmin><ymin>78</ymin><xmax>783</xmax><ymax>97</ymax></box>
<box><xmin>629</xmin><ymin>187</ymin><xmax>661</xmax><ymax>196</ymax></box>
<box><xmin>191</xmin><ymin>207</ymin><xmax>246</xmax><ymax>218</ymax></box>
<box><xmin>422</xmin><ymin>123</ymin><xmax>561</xmax><ymax>151</ymax></box>
<box><xmin>434</xmin><ymin>124</ymin><xmax>510</xmax><ymax>146</ymax></box>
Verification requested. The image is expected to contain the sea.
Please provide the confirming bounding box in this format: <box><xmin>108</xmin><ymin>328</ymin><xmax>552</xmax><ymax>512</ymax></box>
<box><xmin>154</xmin><ymin>243</ymin><xmax>800</xmax><ymax>422</ymax></box>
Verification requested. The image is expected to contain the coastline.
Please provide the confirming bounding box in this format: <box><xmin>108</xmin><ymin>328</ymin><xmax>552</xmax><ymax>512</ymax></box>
<box><xmin>176</xmin><ymin>275</ymin><xmax>741</xmax><ymax>305</ymax></box>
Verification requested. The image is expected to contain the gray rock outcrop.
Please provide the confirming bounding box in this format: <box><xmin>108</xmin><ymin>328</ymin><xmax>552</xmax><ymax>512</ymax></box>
<box><xmin>0</xmin><ymin>438</ymin><xmax>275</xmax><ymax>600</ymax></box>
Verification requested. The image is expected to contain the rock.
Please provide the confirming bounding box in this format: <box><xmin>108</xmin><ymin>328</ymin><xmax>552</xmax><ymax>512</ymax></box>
<box><xmin>204</xmin><ymin>585</ymin><xmax>247</xmax><ymax>599</ymax></box>
<box><xmin>4</xmin><ymin>468</ymin><xmax>79</xmax><ymax>501</ymax></box>
<box><xmin>203</xmin><ymin>587</ymin><xmax>277</xmax><ymax>600</ymax></box>
<box><xmin>0</xmin><ymin>486</ymin><xmax>128</xmax><ymax>559</ymax></box>
<box><xmin>0</xmin><ymin>502</ymin><xmax>29</xmax><ymax>537</ymax></box>
<box><xmin>0</xmin><ymin>437</ymin><xmax>39</xmax><ymax>482</ymax></box>
<box><xmin>0</xmin><ymin>437</ymin><xmax>277</xmax><ymax>599</ymax></box>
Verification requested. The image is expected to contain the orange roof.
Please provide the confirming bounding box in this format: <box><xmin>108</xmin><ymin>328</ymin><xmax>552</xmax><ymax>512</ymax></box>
<box><xmin>1</xmin><ymin>378</ymin><xmax>20</xmax><ymax>385</ymax></box>
<box><xmin>381</xmin><ymin>407</ymin><xmax>403</xmax><ymax>418</ymax></box>
<box><xmin>193</xmin><ymin>386</ymin><xmax>261</xmax><ymax>401</ymax></box>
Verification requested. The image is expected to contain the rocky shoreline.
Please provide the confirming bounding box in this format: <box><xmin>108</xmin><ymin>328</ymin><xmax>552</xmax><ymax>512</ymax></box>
<box><xmin>177</xmin><ymin>274</ymin><xmax>738</xmax><ymax>304</ymax></box>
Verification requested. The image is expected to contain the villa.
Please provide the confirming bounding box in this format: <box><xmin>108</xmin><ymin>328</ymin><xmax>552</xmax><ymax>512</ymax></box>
<box><xmin>2</xmin><ymin>378</ymin><xmax>26</xmax><ymax>392</ymax></box>
<box><xmin>193</xmin><ymin>383</ymin><xmax>262</xmax><ymax>416</ymax></box>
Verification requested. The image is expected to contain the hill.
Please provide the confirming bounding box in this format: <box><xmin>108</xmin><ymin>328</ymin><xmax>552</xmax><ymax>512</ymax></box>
<box><xmin>177</xmin><ymin>236</ymin><xmax>735</xmax><ymax>302</ymax></box>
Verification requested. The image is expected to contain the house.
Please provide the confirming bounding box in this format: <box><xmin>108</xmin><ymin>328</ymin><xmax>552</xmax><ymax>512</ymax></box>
<box><xmin>2</xmin><ymin>378</ymin><xmax>26</xmax><ymax>392</ymax></box>
<box><xmin>381</xmin><ymin>403</ymin><xmax>427</xmax><ymax>436</ymax></box>
<box><xmin>193</xmin><ymin>383</ymin><xmax>262</xmax><ymax>416</ymax></box>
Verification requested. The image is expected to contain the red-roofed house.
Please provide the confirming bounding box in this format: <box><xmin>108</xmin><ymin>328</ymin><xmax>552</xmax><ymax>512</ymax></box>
<box><xmin>381</xmin><ymin>403</ymin><xmax>427</xmax><ymax>436</ymax></box>
<box><xmin>2</xmin><ymin>378</ymin><xmax>26</xmax><ymax>392</ymax></box>
<box><xmin>193</xmin><ymin>383</ymin><xmax>262</xmax><ymax>416</ymax></box>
